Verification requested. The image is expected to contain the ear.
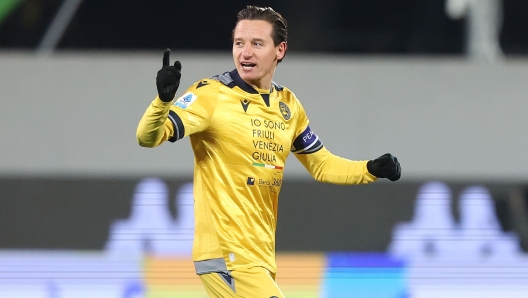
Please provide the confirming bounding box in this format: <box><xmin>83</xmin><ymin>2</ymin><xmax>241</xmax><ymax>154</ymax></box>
<box><xmin>276</xmin><ymin>41</ymin><xmax>287</xmax><ymax>60</ymax></box>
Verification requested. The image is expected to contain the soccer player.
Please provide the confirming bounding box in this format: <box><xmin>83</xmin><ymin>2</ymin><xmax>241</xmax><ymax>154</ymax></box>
<box><xmin>136</xmin><ymin>5</ymin><xmax>401</xmax><ymax>298</ymax></box>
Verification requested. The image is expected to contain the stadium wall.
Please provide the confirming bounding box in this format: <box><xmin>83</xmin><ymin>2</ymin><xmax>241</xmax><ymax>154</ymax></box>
<box><xmin>1</xmin><ymin>52</ymin><xmax>527</xmax><ymax>181</ymax></box>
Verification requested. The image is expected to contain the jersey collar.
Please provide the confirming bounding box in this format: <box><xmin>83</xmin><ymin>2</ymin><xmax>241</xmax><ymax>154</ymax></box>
<box><xmin>229</xmin><ymin>69</ymin><xmax>272</xmax><ymax>95</ymax></box>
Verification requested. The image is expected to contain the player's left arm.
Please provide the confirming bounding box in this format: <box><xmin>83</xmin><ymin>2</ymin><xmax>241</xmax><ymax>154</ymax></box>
<box><xmin>294</xmin><ymin>142</ymin><xmax>401</xmax><ymax>184</ymax></box>
<box><xmin>292</xmin><ymin>126</ymin><xmax>378</xmax><ymax>185</ymax></box>
<box><xmin>290</xmin><ymin>103</ymin><xmax>400</xmax><ymax>184</ymax></box>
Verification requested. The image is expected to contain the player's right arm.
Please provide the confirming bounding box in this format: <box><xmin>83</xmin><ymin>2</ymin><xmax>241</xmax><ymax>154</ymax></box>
<box><xmin>136</xmin><ymin>48</ymin><xmax>182</xmax><ymax>147</ymax></box>
<box><xmin>137</xmin><ymin>49</ymin><xmax>218</xmax><ymax>147</ymax></box>
<box><xmin>136</xmin><ymin>96</ymin><xmax>177</xmax><ymax>147</ymax></box>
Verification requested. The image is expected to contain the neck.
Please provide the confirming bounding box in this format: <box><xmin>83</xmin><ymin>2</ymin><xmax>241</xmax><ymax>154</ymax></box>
<box><xmin>230</xmin><ymin>69</ymin><xmax>274</xmax><ymax>94</ymax></box>
<box><xmin>248</xmin><ymin>80</ymin><xmax>271</xmax><ymax>91</ymax></box>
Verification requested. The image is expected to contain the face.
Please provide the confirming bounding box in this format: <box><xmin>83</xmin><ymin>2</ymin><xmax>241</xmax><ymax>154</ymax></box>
<box><xmin>232</xmin><ymin>20</ymin><xmax>286</xmax><ymax>90</ymax></box>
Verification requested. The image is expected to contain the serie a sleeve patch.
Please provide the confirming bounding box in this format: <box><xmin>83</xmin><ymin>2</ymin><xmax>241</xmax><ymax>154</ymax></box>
<box><xmin>174</xmin><ymin>92</ymin><xmax>198</xmax><ymax>109</ymax></box>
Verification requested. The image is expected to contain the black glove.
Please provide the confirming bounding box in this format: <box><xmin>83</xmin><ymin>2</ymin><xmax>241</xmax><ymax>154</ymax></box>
<box><xmin>156</xmin><ymin>48</ymin><xmax>182</xmax><ymax>102</ymax></box>
<box><xmin>367</xmin><ymin>153</ymin><xmax>401</xmax><ymax>181</ymax></box>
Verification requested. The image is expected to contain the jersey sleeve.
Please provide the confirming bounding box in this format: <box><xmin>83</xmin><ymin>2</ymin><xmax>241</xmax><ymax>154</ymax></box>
<box><xmin>136</xmin><ymin>79</ymin><xmax>219</xmax><ymax>147</ymax></box>
<box><xmin>290</xmin><ymin>97</ymin><xmax>377</xmax><ymax>185</ymax></box>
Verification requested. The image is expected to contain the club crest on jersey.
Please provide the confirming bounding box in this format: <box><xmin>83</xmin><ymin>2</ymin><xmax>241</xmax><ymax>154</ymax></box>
<box><xmin>279</xmin><ymin>102</ymin><xmax>291</xmax><ymax>120</ymax></box>
<box><xmin>174</xmin><ymin>92</ymin><xmax>197</xmax><ymax>109</ymax></box>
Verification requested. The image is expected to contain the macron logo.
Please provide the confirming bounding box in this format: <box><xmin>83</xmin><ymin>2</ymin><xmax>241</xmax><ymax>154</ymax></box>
<box><xmin>241</xmin><ymin>99</ymin><xmax>251</xmax><ymax>113</ymax></box>
<box><xmin>247</xmin><ymin>177</ymin><xmax>255</xmax><ymax>185</ymax></box>
<box><xmin>196</xmin><ymin>80</ymin><xmax>209</xmax><ymax>89</ymax></box>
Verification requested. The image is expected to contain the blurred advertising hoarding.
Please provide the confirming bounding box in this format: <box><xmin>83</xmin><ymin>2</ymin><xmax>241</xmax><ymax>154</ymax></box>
<box><xmin>0</xmin><ymin>177</ymin><xmax>527</xmax><ymax>297</ymax></box>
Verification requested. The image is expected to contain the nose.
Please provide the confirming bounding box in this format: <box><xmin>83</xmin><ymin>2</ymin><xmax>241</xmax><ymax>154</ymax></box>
<box><xmin>242</xmin><ymin>44</ymin><xmax>253</xmax><ymax>58</ymax></box>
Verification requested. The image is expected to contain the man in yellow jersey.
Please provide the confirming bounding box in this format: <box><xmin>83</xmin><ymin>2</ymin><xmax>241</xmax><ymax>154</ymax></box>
<box><xmin>136</xmin><ymin>5</ymin><xmax>401</xmax><ymax>298</ymax></box>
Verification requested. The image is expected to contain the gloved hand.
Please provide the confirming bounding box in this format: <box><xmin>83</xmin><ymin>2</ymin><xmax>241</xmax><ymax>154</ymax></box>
<box><xmin>367</xmin><ymin>153</ymin><xmax>401</xmax><ymax>181</ymax></box>
<box><xmin>156</xmin><ymin>48</ymin><xmax>182</xmax><ymax>102</ymax></box>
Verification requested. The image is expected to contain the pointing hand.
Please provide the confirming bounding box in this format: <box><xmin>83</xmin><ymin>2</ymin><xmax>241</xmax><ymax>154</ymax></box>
<box><xmin>156</xmin><ymin>48</ymin><xmax>182</xmax><ymax>102</ymax></box>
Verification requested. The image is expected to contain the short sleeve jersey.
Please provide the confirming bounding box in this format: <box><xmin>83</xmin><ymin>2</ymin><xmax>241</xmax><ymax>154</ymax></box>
<box><xmin>166</xmin><ymin>69</ymin><xmax>322</xmax><ymax>274</ymax></box>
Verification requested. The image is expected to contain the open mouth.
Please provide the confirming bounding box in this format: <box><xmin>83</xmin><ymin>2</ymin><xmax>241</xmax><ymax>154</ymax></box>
<box><xmin>241</xmin><ymin>62</ymin><xmax>256</xmax><ymax>70</ymax></box>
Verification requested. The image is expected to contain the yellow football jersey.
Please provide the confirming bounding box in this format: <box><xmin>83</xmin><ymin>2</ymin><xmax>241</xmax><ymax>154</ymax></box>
<box><xmin>137</xmin><ymin>69</ymin><xmax>377</xmax><ymax>275</ymax></box>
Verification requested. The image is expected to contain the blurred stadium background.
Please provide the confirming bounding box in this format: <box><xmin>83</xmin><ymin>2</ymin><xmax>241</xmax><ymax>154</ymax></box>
<box><xmin>1</xmin><ymin>0</ymin><xmax>528</xmax><ymax>297</ymax></box>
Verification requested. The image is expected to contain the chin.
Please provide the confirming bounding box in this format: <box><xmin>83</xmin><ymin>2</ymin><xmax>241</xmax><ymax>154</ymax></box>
<box><xmin>239</xmin><ymin>71</ymin><xmax>258</xmax><ymax>82</ymax></box>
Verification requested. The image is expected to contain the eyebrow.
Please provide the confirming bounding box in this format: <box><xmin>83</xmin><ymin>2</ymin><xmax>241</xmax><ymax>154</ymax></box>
<box><xmin>233</xmin><ymin>37</ymin><xmax>266</xmax><ymax>43</ymax></box>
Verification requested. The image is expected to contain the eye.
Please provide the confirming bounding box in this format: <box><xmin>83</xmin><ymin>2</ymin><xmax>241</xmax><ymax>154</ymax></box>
<box><xmin>254</xmin><ymin>41</ymin><xmax>263</xmax><ymax>47</ymax></box>
<box><xmin>235</xmin><ymin>41</ymin><xmax>243</xmax><ymax>47</ymax></box>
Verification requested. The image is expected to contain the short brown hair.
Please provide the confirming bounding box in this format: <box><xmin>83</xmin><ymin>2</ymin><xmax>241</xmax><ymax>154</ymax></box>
<box><xmin>233</xmin><ymin>5</ymin><xmax>288</xmax><ymax>62</ymax></box>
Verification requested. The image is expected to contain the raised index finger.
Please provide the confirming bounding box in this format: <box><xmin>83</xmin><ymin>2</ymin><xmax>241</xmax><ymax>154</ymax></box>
<box><xmin>163</xmin><ymin>48</ymin><xmax>171</xmax><ymax>67</ymax></box>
